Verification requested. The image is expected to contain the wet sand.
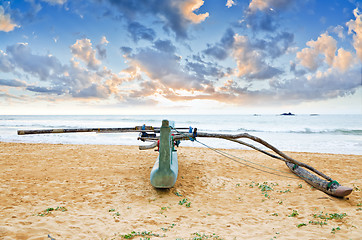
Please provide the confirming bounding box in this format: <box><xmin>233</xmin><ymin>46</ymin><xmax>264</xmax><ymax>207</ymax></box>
<box><xmin>0</xmin><ymin>142</ymin><xmax>361</xmax><ymax>239</ymax></box>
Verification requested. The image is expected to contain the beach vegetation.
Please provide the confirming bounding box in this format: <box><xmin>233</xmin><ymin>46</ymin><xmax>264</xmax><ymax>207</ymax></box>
<box><xmin>331</xmin><ymin>226</ymin><xmax>341</xmax><ymax>234</ymax></box>
<box><xmin>191</xmin><ymin>232</ymin><xmax>223</xmax><ymax>239</ymax></box>
<box><xmin>313</xmin><ymin>212</ymin><xmax>347</xmax><ymax>220</ymax></box>
<box><xmin>109</xmin><ymin>209</ymin><xmax>115</xmax><ymax>212</ymax></box>
<box><xmin>309</xmin><ymin>220</ymin><xmax>328</xmax><ymax>226</ymax></box>
<box><xmin>297</xmin><ymin>223</ymin><xmax>307</xmax><ymax>228</ymax></box>
<box><xmin>271</xmin><ymin>213</ymin><xmax>278</xmax><ymax>216</ymax></box>
<box><xmin>161</xmin><ymin>223</ymin><xmax>176</xmax><ymax>232</ymax></box>
<box><xmin>174</xmin><ymin>191</ymin><xmax>182</xmax><ymax>197</ymax></box>
<box><xmin>37</xmin><ymin>206</ymin><xmax>67</xmax><ymax>216</ymax></box>
<box><xmin>298</xmin><ymin>184</ymin><xmax>303</xmax><ymax>188</ymax></box>
<box><xmin>179</xmin><ymin>198</ymin><xmax>188</xmax><ymax>205</ymax></box>
<box><xmin>288</xmin><ymin>210</ymin><xmax>299</xmax><ymax>217</ymax></box>
<box><xmin>120</xmin><ymin>230</ymin><xmax>163</xmax><ymax>239</ymax></box>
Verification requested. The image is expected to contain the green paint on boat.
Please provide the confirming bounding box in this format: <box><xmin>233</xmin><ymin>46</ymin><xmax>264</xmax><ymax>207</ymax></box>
<box><xmin>150</xmin><ymin>119</ymin><xmax>178</xmax><ymax>188</ymax></box>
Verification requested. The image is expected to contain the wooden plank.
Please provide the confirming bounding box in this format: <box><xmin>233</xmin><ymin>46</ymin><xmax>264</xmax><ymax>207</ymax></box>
<box><xmin>286</xmin><ymin>162</ymin><xmax>353</xmax><ymax>197</ymax></box>
<box><xmin>18</xmin><ymin>127</ymin><xmax>158</xmax><ymax>135</ymax></box>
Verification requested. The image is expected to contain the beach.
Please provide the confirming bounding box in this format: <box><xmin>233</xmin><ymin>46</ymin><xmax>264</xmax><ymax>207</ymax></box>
<box><xmin>0</xmin><ymin>142</ymin><xmax>361</xmax><ymax>239</ymax></box>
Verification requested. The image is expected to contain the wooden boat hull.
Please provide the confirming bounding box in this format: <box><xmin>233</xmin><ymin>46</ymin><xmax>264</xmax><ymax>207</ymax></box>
<box><xmin>150</xmin><ymin>120</ymin><xmax>178</xmax><ymax>188</ymax></box>
<box><xmin>150</xmin><ymin>151</ymin><xmax>178</xmax><ymax>188</ymax></box>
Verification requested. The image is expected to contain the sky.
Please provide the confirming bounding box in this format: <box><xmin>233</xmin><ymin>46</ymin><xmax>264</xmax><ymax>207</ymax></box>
<box><xmin>0</xmin><ymin>0</ymin><xmax>361</xmax><ymax>115</ymax></box>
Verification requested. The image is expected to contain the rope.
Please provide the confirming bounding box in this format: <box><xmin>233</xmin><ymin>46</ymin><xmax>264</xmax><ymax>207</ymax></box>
<box><xmin>171</xmin><ymin>127</ymin><xmax>299</xmax><ymax>179</ymax></box>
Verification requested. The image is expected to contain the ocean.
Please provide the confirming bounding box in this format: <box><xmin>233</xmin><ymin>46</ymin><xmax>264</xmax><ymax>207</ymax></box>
<box><xmin>1</xmin><ymin>114</ymin><xmax>361</xmax><ymax>155</ymax></box>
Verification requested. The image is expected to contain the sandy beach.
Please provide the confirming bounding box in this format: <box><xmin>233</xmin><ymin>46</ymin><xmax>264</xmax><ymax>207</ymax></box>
<box><xmin>0</xmin><ymin>142</ymin><xmax>361</xmax><ymax>239</ymax></box>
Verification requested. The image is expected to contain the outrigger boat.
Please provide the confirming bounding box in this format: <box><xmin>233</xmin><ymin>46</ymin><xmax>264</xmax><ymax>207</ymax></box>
<box><xmin>18</xmin><ymin>119</ymin><xmax>353</xmax><ymax>197</ymax></box>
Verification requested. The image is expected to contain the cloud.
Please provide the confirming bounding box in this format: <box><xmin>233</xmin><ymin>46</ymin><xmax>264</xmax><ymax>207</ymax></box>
<box><xmin>177</xmin><ymin>0</ymin><xmax>209</xmax><ymax>24</ymax></box>
<box><xmin>347</xmin><ymin>8</ymin><xmax>362</xmax><ymax>61</ymax></box>
<box><xmin>153</xmin><ymin>39</ymin><xmax>177</xmax><ymax>53</ymax></box>
<box><xmin>127</xmin><ymin>22</ymin><xmax>156</xmax><ymax>42</ymax></box>
<box><xmin>185</xmin><ymin>58</ymin><xmax>225</xmax><ymax>79</ymax></box>
<box><xmin>72</xmin><ymin>83</ymin><xmax>110</xmax><ymax>98</ymax></box>
<box><xmin>70</xmin><ymin>39</ymin><xmax>101</xmax><ymax>70</ymax></box>
<box><xmin>0</xmin><ymin>6</ymin><xmax>18</xmax><ymax>32</ymax></box>
<box><xmin>203</xmin><ymin>28</ymin><xmax>235</xmax><ymax>60</ymax></box>
<box><xmin>101</xmin><ymin>0</ymin><xmax>208</xmax><ymax>39</ymax></box>
<box><xmin>0</xmin><ymin>43</ymin><xmax>120</xmax><ymax>100</ymax></box>
<box><xmin>248</xmin><ymin>0</ymin><xmax>295</xmax><ymax>12</ymax></box>
<box><xmin>232</xmin><ymin>34</ymin><xmax>282</xmax><ymax>79</ymax></box>
<box><xmin>0</xmin><ymin>78</ymin><xmax>26</xmax><ymax>87</ymax></box>
<box><xmin>243</xmin><ymin>0</ymin><xmax>296</xmax><ymax>32</ymax></box>
<box><xmin>40</xmin><ymin>0</ymin><xmax>67</xmax><ymax>5</ymax></box>
<box><xmin>6</xmin><ymin>43</ymin><xmax>64</xmax><ymax>80</ymax></box>
<box><xmin>252</xmin><ymin>31</ymin><xmax>294</xmax><ymax>58</ymax></box>
<box><xmin>0</xmin><ymin>50</ymin><xmax>14</xmax><ymax>72</ymax></box>
<box><xmin>126</xmin><ymin>46</ymin><xmax>208</xmax><ymax>90</ymax></box>
<box><xmin>296</xmin><ymin>33</ymin><xmax>355</xmax><ymax>72</ymax></box>
<box><xmin>332</xmin><ymin>48</ymin><xmax>354</xmax><ymax>72</ymax></box>
<box><xmin>270</xmin><ymin>67</ymin><xmax>361</xmax><ymax>101</ymax></box>
<box><xmin>296</xmin><ymin>33</ymin><xmax>336</xmax><ymax>71</ymax></box>
<box><xmin>226</xmin><ymin>0</ymin><xmax>236</xmax><ymax>8</ymax></box>
<box><xmin>96</xmin><ymin>36</ymin><xmax>108</xmax><ymax>60</ymax></box>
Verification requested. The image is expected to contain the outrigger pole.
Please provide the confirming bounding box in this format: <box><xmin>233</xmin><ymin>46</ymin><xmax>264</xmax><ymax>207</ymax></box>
<box><xmin>18</xmin><ymin>119</ymin><xmax>353</xmax><ymax>197</ymax></box>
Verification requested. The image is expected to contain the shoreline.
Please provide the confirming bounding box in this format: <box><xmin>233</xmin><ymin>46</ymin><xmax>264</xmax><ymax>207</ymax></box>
<box><xmin>0</xmin><ymin>142</ymin><xmax>361</xmax><ymax>239</ymax></box>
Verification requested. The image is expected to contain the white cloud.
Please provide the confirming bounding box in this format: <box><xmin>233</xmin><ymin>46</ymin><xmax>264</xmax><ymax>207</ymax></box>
<box><xmin>70</xmin><ymin>39</ymin><xmax>101</xmax><ymax>70</ymax></box>
<box><xmin>296</xmin><ymin>33</ymin><xmax>337</xmax><ymax>70</ymax></box>
<box><xmin>248</xmin><ymin>0</ymin><xmax>293</xmax><ymax>12</ymax></box>
<box><xmin>226</xmin><ymin>0</ymin><xmax>236</xmax><ymax>8</ymax></box>
<box><xmin>332</xmin><ymin>48</ymin><xmax>354</xmax><ymax>72</ymax></box>
<box><xmin>40</xmin><ymin>0</ymin><xmax>67</xmax><ymax>5</ymax></box>
<box><xmin>100</xmin><ymin>36</ymin><xmax>109</xmax><ymax>45</ymax></box>
<box><xmin>347</xmin><ymin>8</ymin><xmax>362</xmax><ymax>61</ymax></box>
<box><xmin>232</xmin><ymin>34</ymin><xmax>282</xmax><ymax>79</ymax></box>
<box><xmin>0</xmin><ymin>6</ymin><xmax>18</xmax><ymax>32</ymax></box>
<box><xmin>176</xmin><ymin>0</ymin><xmax>209</xmax><ymax>23</ymax></box>
<box><xmin>296</xmin><ymin>32</ymin><xmax>357</xmax><ymax>72</ymax></box>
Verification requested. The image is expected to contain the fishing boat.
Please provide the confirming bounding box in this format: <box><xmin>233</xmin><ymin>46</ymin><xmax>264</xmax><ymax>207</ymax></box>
<box><xmin>18</xmin><ymin>119</ymin><xmax>352</xmax><ymax>197</ymax></box>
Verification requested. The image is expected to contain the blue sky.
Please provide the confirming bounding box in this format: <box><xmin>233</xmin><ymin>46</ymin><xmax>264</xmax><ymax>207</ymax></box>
<box><xmin>0</xmin><ymin>0</ymin><xmax>361</xmax><ymax>115</ymax></box>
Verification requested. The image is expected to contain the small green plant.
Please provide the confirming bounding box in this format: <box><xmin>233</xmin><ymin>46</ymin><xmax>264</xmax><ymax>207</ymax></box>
<box><xmin>114</xmin><ymin>212</ymin><xmax>121</xmax><ymax>216</ymax></box>
<box><xmin>297</xmin><ymin>223</ymin><xmax>307</xmax><ymax>228</ymax></box>
<box><xmin>298</xmin><ymin>184</ymin><xmax>303</xmax><ymax>188</ymax></box>
<box><xmin>179</xmin><ymin>198</ymin><xmax>188</xmax><ymax>205</ymax></box>
<box><xmin>121</xmin><ymin>231</ymin><xmax>162</xmax><ymax>239</ymax></box>
<box><xmin>288</xmin><ymin>210</ymin><xmax>299</xmax><ymax>217</ymax></box>
<box><xmin>174</xmin><ymin>191</ymin><xmax>182</xmax><ymax>197</ymax></box>
<box><xmin>37</xmin><ymin>206</ymin><xmax>67</xmax><ymax>216</ymax></box>
<box><xmin>186</xmin><ymin>202</ymin><xmax>191</xmax><ymax>208</ymax></box>
<box><xmin>331</xmin><ymin>226</ymin><xmax>341</xmax><ymax>234</ymax></box>
<box><xmin>313</xmin><ymin>212</ymin><xmax>347</xmax><ymax>220</ymax></box>
<box><xmin>309</xmin><ymin>220</ymin><xmax>328</xmax><ymax>226</ymax></box>
<box><xmin>191</xmin><ymin>232</ymin><xmax>223</xmax><ymax>239</ymax></box>
<box><xmin>109</xmin><ymin>209</ymin><xmax>115</xmax><ymax>212</ymax></box>
<box><xmin>279</xmin><ymin>189</ymin><xmax>291</xmax><ymax>193</ymax></box>
<box><xmin>271</xmin><ymin>213</ymin><xmax>278</xmax><ymax>216</ymax></box>
<box><xmin>161</xmin><ymin>223</ymin><xmax>176</xmax><ymax>232</ymax></box>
